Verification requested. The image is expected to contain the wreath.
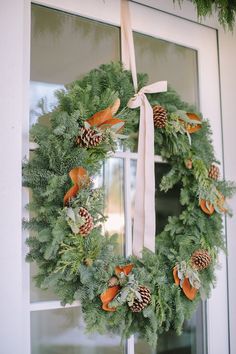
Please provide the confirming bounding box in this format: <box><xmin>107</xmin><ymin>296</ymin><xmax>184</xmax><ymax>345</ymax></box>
<box><xmin>23</xmin><ymin>62</ymin><xmax>235</xmax><ymax>346</ymax></box>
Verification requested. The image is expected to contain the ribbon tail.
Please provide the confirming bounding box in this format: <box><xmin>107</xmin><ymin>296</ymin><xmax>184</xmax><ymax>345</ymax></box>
<box><xmin>120</xmin><ymin>0</ymin><xmax>138</xmax><ymax>92</ymax></box>
<box><xmin>132</xmin><ymin>105</ymin><xmax>145</xmax><ymax>257</ymax></box>
<box><xmin>143</xmin><ymin>97</ymin><xmax>156</xmax><ymax>252</ymax></box>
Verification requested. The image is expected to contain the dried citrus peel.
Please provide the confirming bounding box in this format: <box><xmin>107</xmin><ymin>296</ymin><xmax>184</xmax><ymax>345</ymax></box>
<box><xmin>173</xmin><ymin>266</ymin><xmax>197</xmax><ymax>301</ymax></box>
<box><xmin>199</xmin><ymin>199</ymin><xmax>215</xmax><ymax>215</ymax></box>
<box><xmin>63</xmin><ymin>167</ymin><xmax>89</xmax><ymax>205</ymax></box>
<box><xmin>100</xmin><ymin>264</ymin><xmax>134</xmax><ymax>312</ymax></box>
<box><xmin>179</xmin><ymin>112</ymin><xmax>202</xmax><ymax>134</ymax></box>
<box><xmin>85</xmin><ymin>99</ymin><xmax>124</xmax><ymax>133</ymax></box>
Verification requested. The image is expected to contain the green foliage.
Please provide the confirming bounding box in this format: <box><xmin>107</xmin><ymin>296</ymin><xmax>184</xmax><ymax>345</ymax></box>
<box><xmin>23</xmin><ymin>62</ymin><xmax>235</xmax><ymax>347</ymax></box>
<box><xmin>175</xmin><ymin>0</ymin><xmax>236</xmax><ymax>30</ymax></box>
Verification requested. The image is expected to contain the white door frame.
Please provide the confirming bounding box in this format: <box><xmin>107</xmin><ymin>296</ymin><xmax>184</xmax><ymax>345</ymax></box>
<box><xmin>1</xmin><ymin>1</ymin><xmax>236</xmax><ymax>353</ymax></box>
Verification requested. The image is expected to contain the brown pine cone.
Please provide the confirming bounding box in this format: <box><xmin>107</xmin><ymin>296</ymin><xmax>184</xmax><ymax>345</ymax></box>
<box><xmin>79</xmin><ymin>207</ymin><xmax>94</xmax><ymax>236</ymax></box>
<box><xmin>191</xmin><ymin>249</ymin><xmax>211</xmax><ymax>270</ymax></box>
<box><xmin>77</xmin><ymin>127</ymin><xmax>102</xmax><ymax>147</ymax></box>
<box><xmin>208</xmin><ymin>164</ymin><xmax>220</xmax><ymax>180</ymax></box>
<box><xmin>129</xmin><ymin>286</ymin><xmax>151</xmax><ymax>313</ymax></box>
<box><xmin>153</xmin><ymin>105</ymin><xmax>168</xmax><ymax>128</ymax></box>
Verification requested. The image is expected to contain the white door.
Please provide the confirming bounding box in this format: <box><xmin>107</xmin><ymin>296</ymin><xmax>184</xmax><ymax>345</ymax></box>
<box><xmin>5</xmin><ymin>0</ymin><xmax>228</xmax><ymax>353</ymax></box>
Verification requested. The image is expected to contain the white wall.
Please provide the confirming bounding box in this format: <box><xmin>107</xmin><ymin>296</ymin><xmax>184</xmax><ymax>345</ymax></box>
<box><xmin>0</xmin><ymin>0</ymin><xmax>30</xmax><ymax>353</ymax></box>
<box><xmin>218</xmin><ymin>30</ymin><xmax>236</xmax><ymax>354</ymax></box>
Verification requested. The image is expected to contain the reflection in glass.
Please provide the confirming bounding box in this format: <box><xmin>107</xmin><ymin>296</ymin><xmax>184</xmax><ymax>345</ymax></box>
<box><xmin>31</xmin><ymin>5</ymin><xmax>120</xmax><ymax>84</ymax></box>
<box><xmin>134</xmin><ymin>32</ymin><xmax>199</xmax><ymax>107</ymax></box>
<box><xmin>154</xmin><ymin>163</ymin><xmax>182</xmax><ymax>235</ymax></box>
<box><xmin>130</xmin><ymin>161</ymin><xmax>182</xmax><ymax>235</ymax></box>
<box><xmin>30</xmin><ymin>262</ymin><xmax>58</xmax><ymax>302</ymax></box>
<box><xmin>103</xmin><ymin>158</ymin><xmax>125</xmax><ymax>255</ymax></box>
<box><xmin>30</xmin><ymin>4</ymin><xmax>120</xmax><ymax>126</ymax></box>
<box><xmin>135</xmin><ymin>305</ymin><xmax>205</xmax><ymax>354</ymax></box>
<box><xmin>30</xmin><ymin>81</ymin><xmax>62</xmax><ymax>126</ymax></box>
<box><xmin>31</xmin><ymin>307</ymin><xmax>124</xmax><ymax>354</ymax></box>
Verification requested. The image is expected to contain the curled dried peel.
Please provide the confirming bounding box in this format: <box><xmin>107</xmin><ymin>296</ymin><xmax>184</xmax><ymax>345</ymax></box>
<box><xmin>99</xmin><ymin>118</ymin><xmax>124</xmax><ymax>133</ymax></box>
<box><xmin>199</xmin><ymin>199</ymin><xmax>215</xmax><ymax>215</ymax></box>
<box><xmin>110</xmin><ymin>98</ymin><xmax>121</xmax><ymax>115</ymax></box>
<box><xmin>173</xmin><ymin>266</ymin><xmax>197</xmax><ymax>300</ymax></box>
<box><xmin>63</xmin><ymin>184</ymin><xmax>79</xmax><ymax>205</ymax></box>
<box><xmin>182</xmin><ymin>278</ymin><xmax>198</xmax><ymax>301</ymax></box>
<box><xmin>85</xmin><ymin>99</ymin><xmax>124</xmax><ymax>133</ymax></box>
<box><xmin>86</xmin><ymin>107</ymin><xmax>113</xmax><ymax>127</ymax></box>
<box><xmin>115</xmin><ymin>263</ymin><xmax>134</xmax><ymax>276</ymax></box>
<box><xmin>179</xmin><ymin>112</ymin><xmax>202</xmax><ymax>133</ymax></box>
<box><xmin>101</xmin><ymin>264</ymin><xmax>134</xmax><ymax>312</ymax></box>
<box><xmin>64</xmin><ymin>167</ymin><xmax>89</xmax><ymax>205</ymax></box>
<box><xmin>100</xmin><ymin>286</ymin><xmax>120</xmax><ymax>312</ymax></box>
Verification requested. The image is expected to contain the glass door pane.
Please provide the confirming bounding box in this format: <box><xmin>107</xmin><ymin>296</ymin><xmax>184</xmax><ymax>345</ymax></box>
<box><xmin>134</xmin><ymin>32</ymin><xmax>199</xmax><ymax>107</ymax></box>
<box><xmin>30</xmin><ymin>4</ymin><xmax>120</xmax><ymax>126</ymax></box>
<box><xmin>31</xmin><ymin>307</ymin><xmax>124</xmax><ymax>354</ymax></box>
<box><xmin>30</xmin><ymin>4</ymin><xmax>124</xmax><ymax>353</ymax></box>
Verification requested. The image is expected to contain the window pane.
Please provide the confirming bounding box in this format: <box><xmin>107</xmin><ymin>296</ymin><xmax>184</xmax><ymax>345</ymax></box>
<box><xmin>30</xmin><ymin>262</ymin><xmax>58</xmax><ymax>302</ymax></box>
<box><xmin>30</xmin><ymin>4</ymin><xmax>121</xmax><ymax>301</ymax></box>
<box><xmin>130</xmin><ymin>161</ymin><xmax>182</xmax><ymax>234</ymax></box>
<box><xmin>134</xmin><ymin>32</ymin><xmax>199</xmax><ymax>107</ymax></box>
<box><xmin>103</xmin><ymin>158</ymin><xmax>125</xmax><ymax>255</ymax></box>
<box><xmin>30</xmin><ymin>4</ymin><xmax>120</xmax><ymax>126</ymax></box>
<box><xmin>31</xmin><ymin>4</ymin><xmax>120</xmax><ymax>84</ymax></box>
<box><xmin>31</xmin><ymin>307</ymin><xmax>124</xmax><ymax>354</ymax></box>
<box><xmin>135</xmin><ymin>305</ymin><xmax>205</xmax><ymax>354</ymax></box>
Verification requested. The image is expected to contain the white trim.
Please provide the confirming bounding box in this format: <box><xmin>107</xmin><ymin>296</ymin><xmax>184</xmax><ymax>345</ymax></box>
<box><xmin>218</xmin><ymin>29</ymin><xmax>236</xmax><ymax>354</ymax></box>
<box><xmin>33</xmin><ymin>0</ymin><xmax>121</xmax><ymax>26</ymax></box>
<box><xmin>0</xmin><ymin>1</ymin><xmax>31</xmax><ymax>353</ymax></box>
<box><xmin>30</xmin><ymin>300</ymin><xmax>80</xmax><ymax>311</ymax></box>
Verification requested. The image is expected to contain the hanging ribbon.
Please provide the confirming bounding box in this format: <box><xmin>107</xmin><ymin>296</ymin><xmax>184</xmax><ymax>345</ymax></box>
<box><xmin>127</xmin><ymin>82</ymin><xmax>167</xmax><ymax>257</ymax></box>
<box><xmin>121</xmin><ymin>0</ymin><xmax>167</xmax><ymax>257</ymax></box>
<box><xmin>121</xmin><ymin>0</ymin><xmax>138</xmax><ymax>92</ymax></box>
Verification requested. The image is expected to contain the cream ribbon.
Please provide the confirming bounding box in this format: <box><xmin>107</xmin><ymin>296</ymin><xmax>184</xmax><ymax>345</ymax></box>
<box><xmin>121</xmin><ymin>0</ymin><xmax>138</xmax><ymax>92</ymax></box>
<box><xmin>127</xmin><ymin>82</ymin><xmax>167</xmax><ymax>257</ymax></box>
<box><xmin>121</xmin><ymin>0</ymin><xmax>167</xmax><ymax>257</ymax></box>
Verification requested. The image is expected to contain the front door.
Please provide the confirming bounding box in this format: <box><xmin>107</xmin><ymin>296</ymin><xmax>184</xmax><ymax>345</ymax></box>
<box><xmin>26</xmin><ymin>1</ymin><xmax>228</xmax><ymax>354</ymax></box>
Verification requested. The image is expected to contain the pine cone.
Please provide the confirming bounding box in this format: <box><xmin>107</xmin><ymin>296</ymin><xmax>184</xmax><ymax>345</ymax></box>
<box><xmin>79</xmin><ymin>207</ymin><xmax>94</xmax><ymax>236</ymax></box>
<box><xmin>191</xmin><ymin>249</ymin><xmax>211</xmax><ymax>270</ymax></box>
<box><xmin>153</xmin><ymin>105</ymin><xmax>168</xmax><ymax>128</ymax></box>
<box><xmin>129</xmin><ymin>286</ymin><xmax>151</xmax><ymax>313</ymax></box>
<box><xmin>77</xmin><ymin>127</ymin><xmax>102</xmax><ymax>147</ymax></box>
<box><xmin>208</xmin><ymin>164</ymin><xmax>220</xmax><ymax>180</ymax></box>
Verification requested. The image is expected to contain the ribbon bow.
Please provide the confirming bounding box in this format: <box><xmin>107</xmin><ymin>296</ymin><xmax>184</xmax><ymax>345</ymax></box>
<box><xmin>127</xmin><ymin>81</ymin><xmax>167</xmax><ymax>257</ymax></box>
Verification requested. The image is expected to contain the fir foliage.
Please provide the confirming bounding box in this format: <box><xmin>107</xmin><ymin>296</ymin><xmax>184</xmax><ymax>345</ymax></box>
<box><xmin>176</xmin><ymin>0</ymin><xmax>236</xmax><ymax>30</ymax></box>
<box><xmin>23</xmin><ymin>62</ymin><xmax>235</xmax><ymax>346</ymax></box>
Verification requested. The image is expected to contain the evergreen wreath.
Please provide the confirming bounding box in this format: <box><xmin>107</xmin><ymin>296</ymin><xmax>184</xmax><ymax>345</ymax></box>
<box><xmin>23</xmin><ymin>62</ymin><xmax>235</xmax><ymax>346</ymax></box>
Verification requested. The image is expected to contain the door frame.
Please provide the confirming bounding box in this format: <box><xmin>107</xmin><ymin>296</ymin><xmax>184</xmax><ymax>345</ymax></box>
<box><xmin>1</xmin><ymin>1</ymin><xmax>235</xmax><ymax>353</ymax></box>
